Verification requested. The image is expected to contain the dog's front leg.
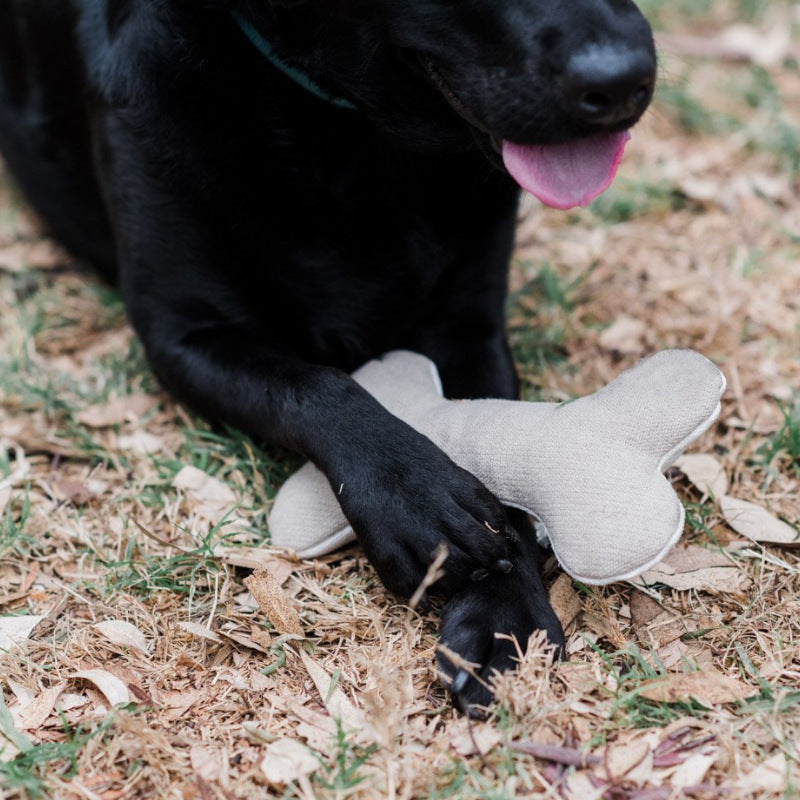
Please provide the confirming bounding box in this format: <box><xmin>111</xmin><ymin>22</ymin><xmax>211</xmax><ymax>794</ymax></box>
<box><xmin>134</xmin><ymin>324</ymin><xmax>518</xmax><ymax>599</ymax></box>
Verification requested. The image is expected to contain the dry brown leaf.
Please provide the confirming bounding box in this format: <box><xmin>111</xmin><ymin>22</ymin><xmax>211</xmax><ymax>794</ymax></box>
<box><xmin>174</xmin><ymin>465</ymin><xmax>238</xmax><ymax>521</ymax></box>
<box><xmin>18</xmin><ymin>682</ymin><xmax>66</xmax><ymax>730</ymax></box>
<box><xmin>450</xmin><ymin>722</ymin><xmax>501</xmax><ymax>756</ymax></box>
<box><xmin>93</xmin><ymin>620</ymin><xmax>150</xmax><ymax>654</ymax></box>
<box><xmin>260</xmin><ymin>739</ymin><xmax>319</xmax><ymax>786</ymax></box>
<box><xmin>213</xmin><ymin>546</ymin><xmax>295</xmax><ymax>582</ymax></box>
<box><xmin>176</xmin><ymin>621</ymin><xmax>223</xmax><ymax>644</ymax></box>
<box><xmin>603</xmin><ymin>738</ymin><xmax>651</xmax><ymax>781</ymax></box>
<box><xmin>670</xmin><ymin>750</ymin><xmax>716</xmax><ymax>789</ymax></box>
<box><xmin>638</xmin><ymin>670</ymin><xmax>756</xmax><ymax>706</ymax></box>
<box><xmin>190</xmin><ymin>745</ymin><xmax>223</xmax><ymax>783</ymax></box>
<box><xmin>0</xmin><ymin>615</ymin><xmax>45</xmax><ymax>651</ymax></box>
<box><xmin>634</xmin><ymin>545</ymin><xmax>750</xmax><ymax>593</ymax></box>
<box><xmin>737</xmin><ymin>753</ymin><xmax>789</xmax><ymax>794</ymax></box>
<box><xmin>116</xmin><ymin>431</ymin><xmax>164</xmax><ymax>455</ymax></box>
<box><xmin>244</xmin><ymin>569</ymin><xmax>304</xmax><ymax>637</ymax></box>
<box><xmin>73</xmin><ymin>669</ymin><xmax>131</xmax><ymax>708</ymax></box>
<box><xmin>548</xmin><ymin>573</ymin><xmax>582</xmax><ymax>630</ymax></box>
<box><xmin>77</xmin><ymin>395</ymin><xmax>159</xmax><ymax>428</ymax></box>
<box><xmin>674</xmin><ymin>453</ymin><xmax>729</xmax><ymax>498</ymax></box>
<box><xmin>721</xmin><ymin>496</ymin><xmax>800</xmax><ymax>547</ymax></box>
<box><xmin>598</xmin><ymin>315</ymin><xmax>647</xmax><ymax>353</ymax></box>
<box><xmin>718</xmin><ymin>24</ymin><xmax>793</xmax><ymax>69</ymax></box>
<box><xmin>299</xmin><ymin>650</ymin><xmax>365</xmax><ymax>732</ymax></box>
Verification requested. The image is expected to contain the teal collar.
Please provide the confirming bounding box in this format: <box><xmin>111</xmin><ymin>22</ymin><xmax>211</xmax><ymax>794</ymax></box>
<box><xmin>231</xmin><ymin>11</ymin><xmax>357</xmax><ymax>111</ymax></box>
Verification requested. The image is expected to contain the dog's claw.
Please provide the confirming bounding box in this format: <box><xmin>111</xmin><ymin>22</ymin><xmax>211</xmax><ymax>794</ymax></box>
<box><xmin>450</xmin><ymin>669</ymin><xmax>470</xmax><ymax>694</ymax></box>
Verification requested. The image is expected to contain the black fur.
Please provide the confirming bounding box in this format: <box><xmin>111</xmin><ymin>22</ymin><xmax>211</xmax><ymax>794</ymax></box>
<box><xmin>0</xmin><ymin>0</ymin><xmax>655</xmax><ymax>711</ymax></box>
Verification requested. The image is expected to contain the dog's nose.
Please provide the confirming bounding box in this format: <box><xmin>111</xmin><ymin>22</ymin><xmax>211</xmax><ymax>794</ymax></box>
<box><xmin>563</xmin><ymin>45</ymin><xmax>656</xmax><ymax>126</ymax></box>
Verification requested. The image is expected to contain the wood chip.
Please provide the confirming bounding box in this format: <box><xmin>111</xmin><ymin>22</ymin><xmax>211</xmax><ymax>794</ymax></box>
<box><xmin>244</xmin><ymin>569</ymin><xmax>304</xmax><ymax>637</ymax></box>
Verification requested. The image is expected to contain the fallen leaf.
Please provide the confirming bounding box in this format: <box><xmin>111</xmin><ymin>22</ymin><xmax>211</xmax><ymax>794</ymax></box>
<box><xmin>737</xmin><ymin>753</ymin><xmax>789</xmax><ymax>793</ymax></box>
<box><xmin>55</xmin><ymin>694</ymin><xmax>90</xmax><ymax>712</ymax></box>
<box><xmin>93</xmin><ymin>620</ymin><xmax>150</xmax><ymax>654</ymax></box>
<box><xmin>260</xmin><ymin>739</ymin><xmax>319</xmax><ymax>786</ymax></box>
<box><xmin>78</xmin><ymin>395</ymin><xmax>159</xmax><ymax>428</ymax></box>
<box><xmin>53</xmin><ymin>479</ymin><xmax>95</xmax><ymax>506</ymax></box>
<box><xmin>213</xmin><ymin>546</ymin><xmax>295</xmax><ymax>582</ymax></box>
<box><xmin>299</xmin><ymin>651</ymin><xmax>364</xmax><ymax>731</ymax></box>
<box><xmin>638</xmin><ymin>670</ymin><xmax>756</xmax><ymax>706</ymax></box>
<box><xmin>674</xmin><ymin>454</ymin><xmax>728</xmax><ymax>498</ymax></box>
<box><xmin>190</xmin><ymin>745</ymin><xmax>222</xmax><ymax>783</ymax></box>
<box><xmin>670</xmin><ymin>750</ymin><xmax>717</xmax><ymax>789</ymax></box>
<box><xmin>450</xmin><ymin>722</ymin><xmax>501</xmax><ymax>756</ymax></box>
<box><xmin>174</xmin><ymin>466</ymin><xmax>238</xmax><ymax>521</ymax></box>
<box><xmin>73</xmin><ymin>670</ymin><xmax>131</xmax><ymax>707</ymax></box>
<box><xmin>18</xmin><ymin>683</ymin><xmax>66</xmax><ymax>730</ymax></box>
<box><xmin>548</xmin><ymin>573</ymin><xmax>582</xmax><ymax>630</ymax></box>
<box><xmin>603</xmin><ymin>738</ymin><xmax>651</xmax><ymax>781</ymax></box>
<box><xmin>0</xmin><ymin>615</ymin><xmax>45</xmax><ymax>651</ymax></box>
<box><xmin>718</xmin><ymin>23</ymin><xmax>793</xmax><ymax>69</ymax></box>
<box><xmin>634</xmin><ymin>545</ymin><xmax>750</xmax><ymax>593</ymax></box>
<box><xmin>598</xmin><ymin>316</ymin><xmax>647</xmax><ymax>353</ymax></box>
<box><xmin>721</xmin><ymin>496</ymin><xmax>800</xmax><ymax>547</ymax></box>
<box><xmin>177</xmin><ymin>621</ymin><xmax>223</xmax><ymax>644</ymax></box>
<box><xmin>244</xmin><ymin>569</ymin><xmax>304</xmax><ymax>637</ymax></box>
<box><xmin>116</xmin><ymin>431</ymin><xmax>164</xmax><ymax>455</ymax></box>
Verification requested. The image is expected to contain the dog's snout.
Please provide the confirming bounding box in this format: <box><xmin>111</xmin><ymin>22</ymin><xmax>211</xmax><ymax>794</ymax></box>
<box><xmin>564</xmin><ymin>45</ymin><xmax>656</xmax><ymax>126</ymax></box>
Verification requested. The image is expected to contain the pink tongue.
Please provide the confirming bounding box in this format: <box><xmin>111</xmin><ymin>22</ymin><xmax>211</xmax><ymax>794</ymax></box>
<box><xmin>502</xmin><ymin>131</ymin><xmax>631</xmax><ymax>210</ymax></box>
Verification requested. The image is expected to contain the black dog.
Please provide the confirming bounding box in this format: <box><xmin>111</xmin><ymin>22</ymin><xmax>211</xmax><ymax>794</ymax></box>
<box><xmin>0</xmin><ymin>0</ymin><xmax>655</xmax><ymax>710</ymax></box>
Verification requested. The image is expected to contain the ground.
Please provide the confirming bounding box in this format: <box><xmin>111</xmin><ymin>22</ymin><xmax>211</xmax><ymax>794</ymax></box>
<box><xmin>1</xmin><ymin>1</ymin><xmax>799</xmax><ymax>798</ymax></box>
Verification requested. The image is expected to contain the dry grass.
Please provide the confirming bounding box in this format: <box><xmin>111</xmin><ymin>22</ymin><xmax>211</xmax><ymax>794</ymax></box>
<box><xmin>1</xmin><ymin>2</ymin><xmax>800</xmax><ymax>798</ymax></box>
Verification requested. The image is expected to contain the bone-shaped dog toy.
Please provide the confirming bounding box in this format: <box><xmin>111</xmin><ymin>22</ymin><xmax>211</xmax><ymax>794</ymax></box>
<box><xmin>268</xmin><ymin>350</ymin><xmax>726</xmax><ymax>585</ymax></box>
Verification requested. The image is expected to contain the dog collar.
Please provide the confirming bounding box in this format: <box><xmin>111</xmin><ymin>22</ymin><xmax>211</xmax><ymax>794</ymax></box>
<box><xmin>230</xmin><ymin>10</ymin><xmax>357</xmax><ymax>111</ymax></box>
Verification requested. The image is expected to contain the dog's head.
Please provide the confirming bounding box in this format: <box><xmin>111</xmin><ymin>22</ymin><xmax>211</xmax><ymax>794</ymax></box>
<box><xmin>254</xmin><ymin>0</ymin><xmax>656</xmax><ymax>206</ymax></box>
<box><xmin>372</xmin><ymin>0</ymin><xmax>656</xmax><ymax>206</ymax></box>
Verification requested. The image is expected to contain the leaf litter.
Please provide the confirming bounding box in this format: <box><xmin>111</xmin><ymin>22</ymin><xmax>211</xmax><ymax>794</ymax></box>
<box><xmin>1</xmin><ymin>2</ymin><xmax>800</xmax><ymax>797</ymax></box>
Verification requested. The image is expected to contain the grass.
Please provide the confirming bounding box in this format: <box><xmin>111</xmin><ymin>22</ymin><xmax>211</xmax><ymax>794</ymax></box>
<box><xmin>0</xmin><ymin>712</ymin><xmax>115</xmax><ymax>800</ymax></box>
<box><xmin>758</xmin><ymin>396</ymin><xmax>800</xmax><ymax>478</ymax></box>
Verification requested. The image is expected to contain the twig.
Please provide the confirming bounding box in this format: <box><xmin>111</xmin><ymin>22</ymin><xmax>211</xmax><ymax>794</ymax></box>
<box><xmin>510</xmin><ymin>741</ymin><xmax>601</xmax><ymax>768</ymax></box>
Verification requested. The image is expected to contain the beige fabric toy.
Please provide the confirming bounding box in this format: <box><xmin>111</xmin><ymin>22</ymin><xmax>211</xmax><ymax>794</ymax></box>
<box><xmin>269</xmin><ymin>350</ymin><xmax>725</xmax><ymax>585</ymax></box>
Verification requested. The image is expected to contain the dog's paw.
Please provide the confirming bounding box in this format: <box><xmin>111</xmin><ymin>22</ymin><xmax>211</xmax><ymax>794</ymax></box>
<box><xmin>437</xmin><ymin>554</ymin><xmax>565</xmax><ymax>714</ymax></box>
<box><xmin>341</xmin><ymin>444</ymin><xmax>518</xmax><ymax>599</ymax></box>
